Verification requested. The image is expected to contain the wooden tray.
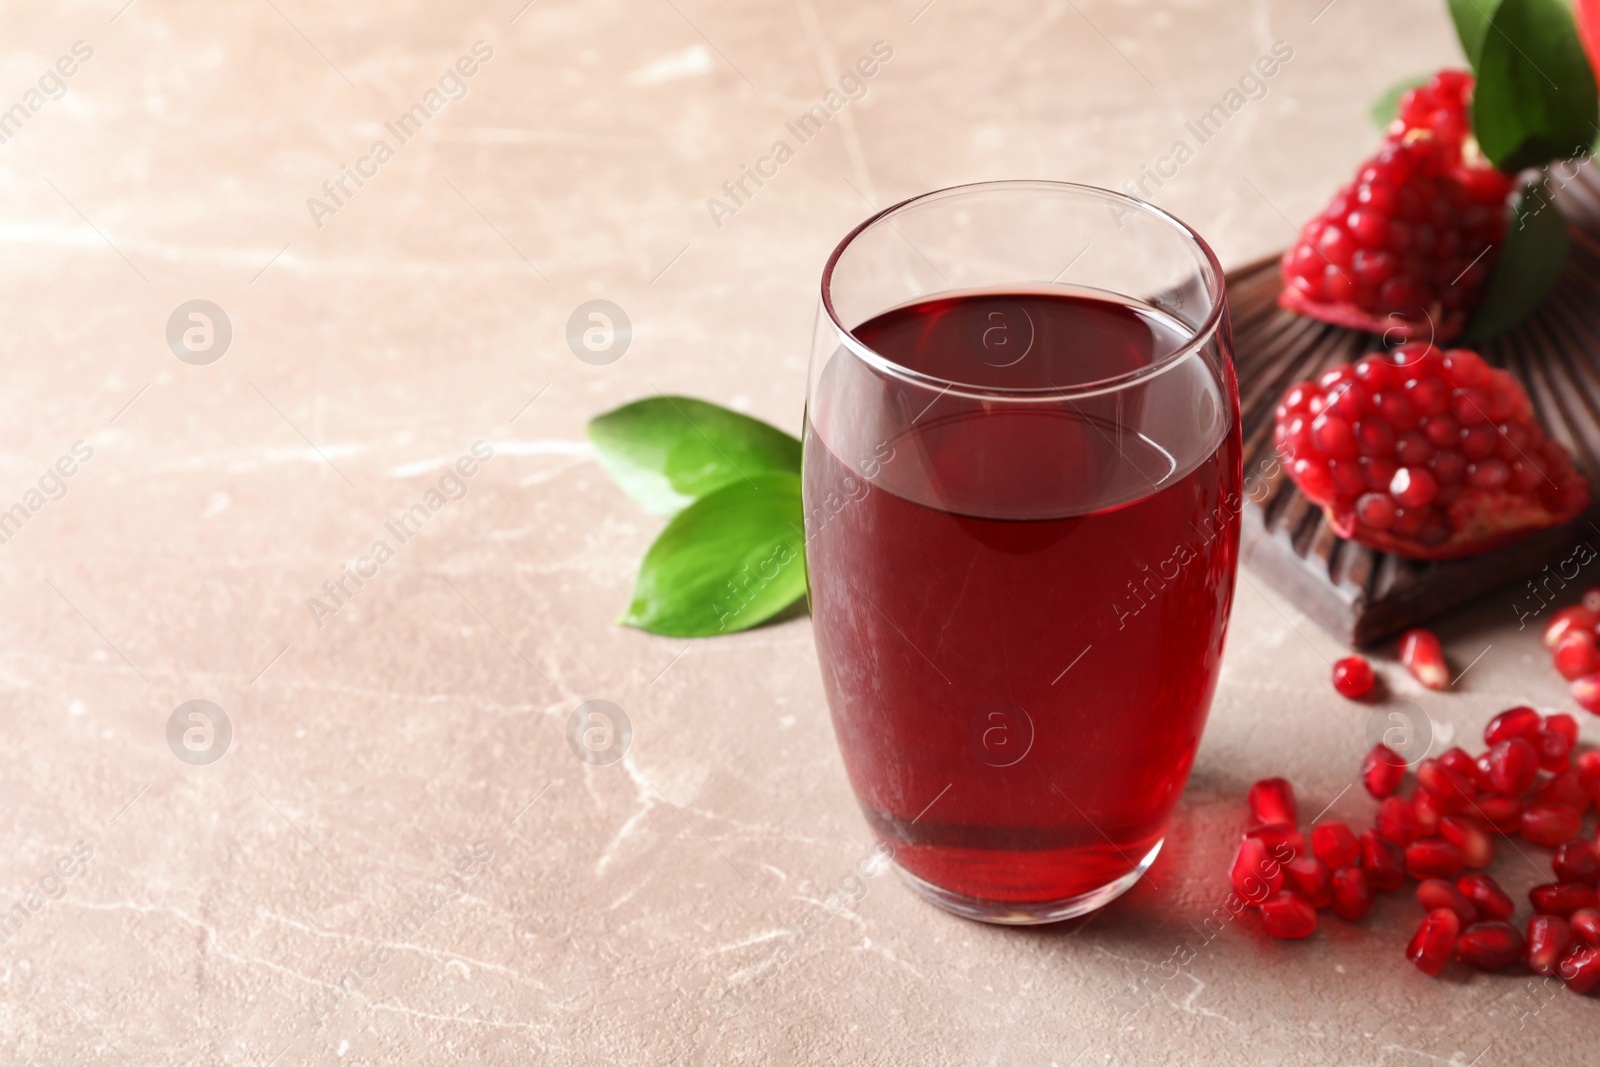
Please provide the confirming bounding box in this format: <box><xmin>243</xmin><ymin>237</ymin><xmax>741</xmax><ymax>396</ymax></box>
<box><xmin>1229</xmin><ymin>164</ymin><xmax>1600</xmax><ymax>647</ymax></box>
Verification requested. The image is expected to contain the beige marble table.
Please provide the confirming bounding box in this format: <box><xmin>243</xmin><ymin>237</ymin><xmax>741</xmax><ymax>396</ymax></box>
<box><xmin>0</xmin><ymin>0</ymin><xmax>1592</xmax><ymax>1063</ymax></box>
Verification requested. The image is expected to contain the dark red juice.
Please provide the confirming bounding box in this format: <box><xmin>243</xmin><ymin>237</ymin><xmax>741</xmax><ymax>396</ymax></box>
<box><xmin>803</xmin><ymin>290</ymin><xmax>1241</xmax><ymax>910</ymax></box>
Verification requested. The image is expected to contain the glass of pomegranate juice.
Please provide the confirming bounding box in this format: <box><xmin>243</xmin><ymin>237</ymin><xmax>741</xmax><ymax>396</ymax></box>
<box><xmin>803</xmin><ymin>181</ymin><xmax>1242</xmax><ymax>923</ymax></box>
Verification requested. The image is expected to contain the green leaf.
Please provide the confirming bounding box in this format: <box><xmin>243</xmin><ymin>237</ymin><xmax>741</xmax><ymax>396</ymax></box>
<box><xmin>1463</xmin><ymin>178</ymin><xmax>1570</xmax><ymax>341</ymax></box>
<box><xmin>1472</xmin><ymin>0</ymin><xmax>1599</xmax><ymax>171</ymax></box>
<box><xmin>587</xmin><ymin>396</ymin><xmax>801</xmax><ymax>517</ymax></box>
<box><xmin>621</xmin><ymin>471</ymin><xmax>807</xmax><ymax>636</ymax></box>
<box><xmin>1448</xmin><ymin>0</ymin><xmax>1503</xmax><ymax>70</ymax></box>
<box><xmin>1369</xmin><ymin>74</ymin><xmax>1431</xmax><ymax>131</ymax></box>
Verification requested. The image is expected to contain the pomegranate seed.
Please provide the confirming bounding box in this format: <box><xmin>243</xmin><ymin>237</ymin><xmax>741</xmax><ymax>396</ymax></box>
<box><xmin>1534</xmin><ymin>728</ymin><xmax>1573</xmax><ymax>772</ymax></box>
<box><xmin>1407</xmin><ymin>909</ymin><xmax>1461</xmax><ymax>976</ymax></box>
<box><xmin>1230</xmin><ymin>837</ymin><xmax>1284</xmax><ymax>901</ymax></box>
<box><xmin>1577</xmin><ymin>750</ymin><xmax>1600</xmax><ymax>804</ymax></box>
<box><xmin>1406</xmin><ymin>837</ymin><xmax>1466</xmax><ymax>879</ymax></box>
<box><xmin>1528</xmin><ymin>915</ymin><xmax>1573</xmax><ymax>975</ymax></box>
<box><xmin>1531</xmin><ymin>882</ymin><xmax>1598</xmax><ymax>917</ymax></box>
<box><xmin>1554</xmin><ymin>628</ymin><xmax>1600</xmax><ymax>680</ymax></box>
<box><xmin>1361</xmin><ymin>744</ymin><xmax>1407</xmax><ymax>798</ymax></box>
<box><xmin>1331</xmin><ymin>866</ymin><xmax>1374</xmax><ymax>921</ymax></box>
<box><xmin>1574</xmin><ymin>674</ymin><xmax>1600</xmax><ymax>715</ymax></box>
<box><xmin>1284</xmin><ymin>857</ymin><xmax>1333</xmax><ymax>909</ymax></box>
<box><xmin>1457</xmin><ymin>873</ymin><xmax>1516</xmax><ymax>921</ymax></box>
<box><xmin>1439</xmin><ymin>746</ymin><xmax>1478</xmax><ymax>781</ymax></box>
<box><xmin>1534</xmin><ymin>769</ymin><xmax>1593</xmax><ymax>813</ymax></box>
<box><xmin>1484</xmin><ymin>737</ymin><xmax>1540</xmax><ymax>795</ymax></box>
<box><xmin>1474</xmin><ymin>793</ymin><xmax>1523</xmax><ymax>834</ymax></box>
<box><xmin>1331</xmin><ymin>655</ymin><xmax>1375</xmax><ymax>699</ymax></box>
<box><xmin>1544</xmin><ymin>606</ymin><xmax>1599</xmax><ymax>649</ymax></box>
<box><xmin>1570</xmin><ymin>908</ymin><xmax>1600</xmax><ymax>946</ymax></box>
<box><xmin>1311</xmin><ymin>821</ymin><xmax>1360</xmax><ymax>870</ymax></box>
<box><xmin>1454</xmin><ymin>921</ymin><xmax>1525</xmax><ymax>971</ymax></box>
<box><xmin>1484</xmin><ymin>705</ymin><xmax>1543</xmax><ymax>745</ymax></box>
<box><xmin>1416</xmin><ymin>878</ymin><xmax>1477</xmax><ymax>924</ymax></box>
<box><xmin>1259</xmin><ymin>890</ymin><xmax>1319</xmax><ymax>939</ymax></box>
<box><xmin>1416</xmin><ymin>759</ymin><xmax>1476</xmax><ymax>812</ymax></box>
<box><xmin>1438</xmin><ymin>814</ymin><xmax>1495</xmax><ymax>869</ymax></box>
<box><xmin>1559</xmin><ymin>946</ymin><xmax>1600</xmax><ymax>993</ymax></box>
<box><xmin>1360</xmin><ymin>829</ymin><xmax>1407</xmax><ymax>891</ymax></box>
<box><xmin>1522</xmin><ymin>804</ymin><xmax>1582</xmax><ymax>847</ymax></box>
<box><xmin>1412</xmin><ymin>788</ymin><xmax>1442</xmax><ymax>836</ymax></box>
<box><xmin>1376</xmin><ymin>796</ymin><xmax>1417</xmax><ymax>846</ymax></box>
<box><xmin>1245</xmin><ymin>822</ymin><xmax>1307</xmax><ymax>861</ymax></box>
<box><xmin>1399</xmin><ymin>629</ymin><xmax>1448</xmax><ymax>689</ymax></box>
<box><xmin>1555</xmin><ymin>840</ymin><xmax>1600</xmax><ymax>885</ymax></box>
<box><xmin>1546</xmin><ymin>712</ymin><xmax>1579</xmax><ymax>747</ymax></box>
<box><xmin>1248</xmin><ymin>778</ymin><xmax>1297</xmax><ymax>827</ymax></box>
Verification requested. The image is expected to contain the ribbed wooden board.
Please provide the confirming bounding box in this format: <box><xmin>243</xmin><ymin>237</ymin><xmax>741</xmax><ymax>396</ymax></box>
<box><xmin>1230</xmin><ymin>164</ymin><xmax>1600</xmax><ymax>647</ymax></box>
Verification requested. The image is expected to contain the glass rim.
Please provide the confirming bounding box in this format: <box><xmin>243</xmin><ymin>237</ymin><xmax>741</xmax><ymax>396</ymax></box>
<box><xmin>819</xmin><ymin>179</ymin><xmax>1229</xmax><ymax>401</ymax></box>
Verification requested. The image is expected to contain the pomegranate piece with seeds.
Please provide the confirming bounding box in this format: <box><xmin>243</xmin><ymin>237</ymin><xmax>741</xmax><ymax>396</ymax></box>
<box><xmin>1361</xmin><ymin>829</ymin><xmax>1407</xmax><ymax>891</ymax></box>
<box><xmin>1454</xmin><ymin>921</ymin><xmax>1526</xmax><ymax>972</ymax></box>
<box><xmin>1259</xmin><ymin>890</ymin><xmax>1319</xmax><ymax>939</ymax></box>
<box><xmin>1528</xmin><ymin>915</ymin><xmax>1573</xmax><ymax>975</ymax></box>
<box><xmin>1331</xmin><ymin>866</ymin><xmax>1375</xmax><ymax>921</ymax></box>
<box><xmin>1531</xmin><ymin>882</ymin><xmax>1598</xmax><ymax>917</ymax></box>
<box><xmin>1311</xmin><ymin>821</ymin><xmax>1360</xmax><ymax>870</ymax></box>
<box><xmin>1416</xmin><ymin>878</ymin><xmax>1477</xmax><ymax>924</ymax></box>
<box><xmin>1408</xmin><ymin>909</ymin><xmax>1461</xmax><ymax>977</ymax></box>
<box><xmin>1457</xmin><ymin>873</ymin><xmax>1516</xmax><ymax>922</ymax></box>
<box><xmin>1400</xmin><ymin>628</ymin><xmax>1450</xmax><ymax>688</ymax></box>
<box><xmin>1273</xmin><ymin>346</ymin><xmax>1589</xmax><ymax>560</ymax></box>
<box><xmin>1331</xmin><ymin>655</ymin><xmax>1375</xmax><ymax>699</ymax></box>
<box><xmin>1362</xmin><ymin>743</ymin><xmax>1407</xmax><ymax>798</ymax></box>
<box><xmin>1555</xmin><ymin>840</ymin><xmax>1600</xmax><ymax>886</ymax></box>
<box><xmin>1248</xmin><ymin>778</ymin><xmax>1297</xmax><ymax>828</ymax></box>
<box><xmin>1521</xmin><ymin>804</ymin><xmax>1583</xmax><ymax>847</ymax></box>
<box><xmin>1279</xmin><ymin>72</ymin><xmax>1513</xmax><ymax>343</ymax></box>
<box><xmin>1484</xmin><ymin>705</ymin><xmax>1542</xmax><ymax>745</ymax></box>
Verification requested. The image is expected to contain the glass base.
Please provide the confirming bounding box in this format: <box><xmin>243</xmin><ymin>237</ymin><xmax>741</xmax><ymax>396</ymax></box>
<box><xmin>894</xmin><ymin>838</ymin><xmax>1163</xmax><ymax>925</ymax></box>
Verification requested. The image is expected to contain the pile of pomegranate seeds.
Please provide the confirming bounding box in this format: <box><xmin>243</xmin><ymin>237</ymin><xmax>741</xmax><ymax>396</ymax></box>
<box><xmin>1274</xmin><ymin>344</ymin><xmax>1589</xmax><ymax>560</ymax></box>
<box><xmin>1542</xmin><ymin>593</ymin><xmax>1600</xmax><ymax>717</ymax></box>
<box><xmin>1278</xmin><ymin>70</ymin><xmax>1514</xmax><ymax>343</ymax></box>
<box><xmin>1230</xmin><ymin>706</ymin><xmax>1600</xmax><ymax>993</ymax></box>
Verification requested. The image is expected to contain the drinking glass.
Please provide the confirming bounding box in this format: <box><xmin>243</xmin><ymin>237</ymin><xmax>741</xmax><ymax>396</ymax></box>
<box><xmin>802</xmin><ymin>181</ymin><xmax>1241</xmax><ymax>923</ymax></box>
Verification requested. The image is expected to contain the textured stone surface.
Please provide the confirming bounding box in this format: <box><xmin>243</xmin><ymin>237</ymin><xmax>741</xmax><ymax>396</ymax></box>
<box><xmin>0</xmin><ymin>1</ymin><xmax>1593</xmax><ymax>1063</ymax></box>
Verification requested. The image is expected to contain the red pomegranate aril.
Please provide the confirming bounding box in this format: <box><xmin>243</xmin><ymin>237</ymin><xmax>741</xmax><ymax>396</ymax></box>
<box><xmin>1284</xmin><ymin>857</ymin><xmax>1334</xmax><ymax>909</ymax></box>
<box><xmin>1416</xmin><ymin>759</ymin><xmax>1476</xmax><ymax>812</ymax></box>
<box><xmin>1528</xmin><ymin>915</ymin><xmax>1573</xmax><ymax>975</ymax></box>
<box><xmin>1376</xmin><ymin>796</ymin><xmax>1418</xmax><ymax>846</ymax></box>
<box><xmin>1245</xmin><ymin>822</ymin><xmax>1307</xmax><ymax>861</ymax></box>
<box><xmin>1259</xmin><ymin>890</ymin><xmax>1319</xmax><ymax>939</ymax></box>
<box><xmin>1438</xmin><ymin>746</ymin><xmax>1479</xmax><ymax>781</ymax></box>
<box><xmin>1546</xmin><ymin>713</ymin><xmax>1579</xmax><ymax>747</ymax></box>
<box><xmin>1560</xmin><ymin>947</ymin><xmax>1600</xmax><ymax>993</ymax></box>
<box><xmin>1577</xmin><ymin>750</ymin><xmax>1600</xmax><ymax>804</ymax></box>
<box><xmin>1408</xmin><ymin>909</ymin><xmax>1461</xmax><ymax>977</ymax></box>
<box><xmin>1484</xmin><ymin>737</ymin><xmax>1540</xmax><ymax>795</ymax></box>
<box><xmin>1584</xmin><ymin>587</ymin><xmax>1600</xmax><ymax>613</ymax></box>
<box><xmin>1331</xmin><ymin>866</ymin><xmax>1375</xmax><ymax>921</ymax></box>
<box><xmin>1534</xmin><ymin>727</ymin><xmax>1573</xmax><ymax>773</ymax></box>
<box><xmin>1361</xmin><ymin>829</ymin><xmax>1407</xmax><ymax>891</ymax></box>
<box><xmin>1438</xmin><ymin>814</ymin><xmax>1495</xmax><ymax>869</ymax></box>
<box><xmin>1554</xmin><ymin>630</ymin><xmax>1600</xmax><ymax>680</ymax></box>
<box><xmin>1571</xmin><ymin>673</ymin><xmax>1600</xmax><ymax>715</ymax></box>
<box><xmin>1534</xmin><ymin>769</ymin><xmax>1593</xmax><ymax>813</ymax></box>
<box><xmin>1230</xmin><ymin>837</ymin><xmax>1285</xmax><ymax>902</ymax></box>
<box><xmin>1412</xmin><ymin>788</ymin><xmax>1442</xmax><ymax>836</ymax></box>
<box><xmin>1400</xmin><ymin>629</ymin><xmax>1448</xmax><ymax>689</ymax></box>
<box><xmin>1521</xmin><ymin>804</ymin><xmax>1583</xmax><ymax>847</ymax></box>
<box><xmin>1454</xmin><ymin>921</ymin><xmax>1525</xmax><ymax>972</ymax></box>
<box><xmin>1484</xmin><ymin>705</ymin><xmax>1543</xmax><ymax>745</ymax></box>
<box><xmin>1416</xmin><ymin>878</ymin><xmax>1477</xmax><ymax>924</ymax></box>
<box><xmin>1311</xmin><ymin>821</ymin><xmax>1360</xmax><ymax>870</ymax></box>
<box><xmin>1545</xmin><ymin>606</ymin><xmax>1600</xmax><ymax>649</ymax></box>
<box><xmin>1458</xmin><ymin>873</ymin><xmax>1516</xmax><ymax>922</ymax></box>
<box><xmin>1331</xmin><ymin>655</ymin><xmax>1375</xmax><ymax>699</ymax></box>
<box><xmin>1555</xmin><ymin>840</ymin><xmax>1600</xmax><ymax>885</ymax></box>
<box><xmin>1570</xmin><ymin>908</ymin><xmax>1600</xmax><ymax>946</ymax></box>
<box><xmin>1362</xmin><ymin>744</ymin><xmax>1407</xmax><ymax>798</ymax></box>
<box><xmin>1473</xmin><ymin>793</ymin><xmax>1523</xmax><ymax>834</ymax></box>
<box><xmin>1406</xmin><ymin>837</ymin><xmax>1466</xmax><ymax>879</ymax></box>
<box><xmin>1248</xmin><ymin>778</ymin><xmax>1297</xmax><ymax>828</ymax></box>
<box><xmin>1531</xmin><ymin>882</ymin><xmax>1598</xmax><ymax>917</ymax></box>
